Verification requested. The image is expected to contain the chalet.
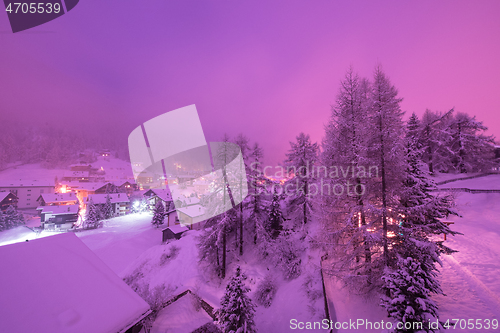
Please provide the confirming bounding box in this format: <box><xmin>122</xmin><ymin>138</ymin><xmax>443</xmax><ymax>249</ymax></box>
<box><xmin>86</xmin><ymin>193</ymin><xmax>130</xmax><ymax>216</ymax></box>
<box><xmin>37</xmin><ymin>204</ymin><xmax>80</xmax><ymax>231</ymax></box>
<box><xmin>62</xmin><ymin>182</ymin><xmax>118</xmax><ymax>201</ymax></box>
<box><xmin>0</xmin><ymin>191</ymin><xmax>18</xmax><ymax>211</ymax></box>
<box><xmin>36</xmin><ymin>192</ymin><xmax>78</xmax><ymax>207</ymax></box>
<box><xmin>118</xmin><ymin>181</ymin><xmax>137</xmax><ymax>196</ymax></box>
<box><xmin>144</xmin><ymin>189</ymin><xmax>174</xmax><ymax>211</ymax></box>
<box><xmin>62</xmin><ymin>171</ymin><xmax>91</xmax><ymax>182</ymax></box>
<box><xmin>162</xmin><ymin>225</ymin><xmax>189</xmax><ymax>242</ymax></box>
<box><xmin>0</xmin><ymin>180</ymin><xmax>55</xmax><ymax>209</ymax></box>
<box><xmin>177</xmin><ymin>205</ymin><xmax>206</xmax><ymax>230</ymax></box>
<box><xmin>174</xmin><ymin>195</ymin><xmax>200</xmax><ymax>208</ymax></box>
<box><xmin>0</xmin><ymin>233</ymin><xmax>150</xmax><ymax>333</ymax></box>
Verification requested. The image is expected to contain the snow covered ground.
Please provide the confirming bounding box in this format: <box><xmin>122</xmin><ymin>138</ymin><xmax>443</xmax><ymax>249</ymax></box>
<box><xmin>1</xmin><ymin>173</ymin><xmax>499</xmax><ymax>332</ymax></box>
<box><xmin>435</xmin><ymin>190</ymin><xmax>500</xmax><ymax>331</ymax></box>
<box><xmin>437</xmin><ymin>173</ymin><xmax>500</xmax><ymax>190</ymax></box>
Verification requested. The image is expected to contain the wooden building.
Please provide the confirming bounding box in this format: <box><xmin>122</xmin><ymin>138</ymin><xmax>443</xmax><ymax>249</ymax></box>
<box><xmin>162</xmin><ymin>225</ymin><xmax>189</xmax><ymax>242</ymax></box>
<box><xmin>0</xmin><ymin>191</ymin><xmax>18</xmax><ymax>211</ymax></box>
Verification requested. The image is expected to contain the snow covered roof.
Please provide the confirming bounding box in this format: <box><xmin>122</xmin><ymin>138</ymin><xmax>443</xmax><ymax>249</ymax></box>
<box><xmin>38</xmin><ymin>192</ymin><xmax>78</xmax><ymax>204</ymax></box>
<box><xmin>87</xmin><ymin>193</ymin><xmax>130</xmax><ymax>204</ymax></box>
<box><xmin>151</xmin><ymin>292</ymin><xmax>212</xmax><ymax>333</ymax></box>
<box><xmin>36</xmin><ymin>204</ymin><xmax>80</xmax><ymax>215</ymax></box>
<box><xmin>0</xmin><ymin>191</ymin><xmax>16</xmax><ymax>202</ymax></box>
<box><xmin>145</xmin><ymin>189</ymin><xmax>173</xmax><ymax>202</ymax></box>
<box><xmin>0</xmin><ymin>233</ymin><xmax>150</xmax><ymax>333</ymax></box>
<box><xmin>177</xmin><ymin>205</ymin><xmax>205</xmax><ymax>218</ymax></box>
<box><xmin>164</xmin><ymin>225</ymin><xmax>189</xmax><ymax>234</ymax></box>
<box><xmin>62</xmin><ymin>182</ymin><xmax>112</xmax><ymax>192</ymax></box>
<box><xmin>183</xmin><ymin>197</ymin><xmax>200</xmax><ymax>206</ymax></box>
<box><xmin>63</xmin><ymin>171</ymin><xmax>90</xmax><ymax>178</ymax></box>
<box><xmin>0</xmin><ymin>179</ymin><xmax>54</xmax><ymax>188</ymax></box>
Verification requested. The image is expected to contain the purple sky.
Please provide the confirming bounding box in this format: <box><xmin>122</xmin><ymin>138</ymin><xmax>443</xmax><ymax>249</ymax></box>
<box><xmin>1</xmin><ymin>0</ymin><xmax>499</xmax><ymax>165</ymax></box>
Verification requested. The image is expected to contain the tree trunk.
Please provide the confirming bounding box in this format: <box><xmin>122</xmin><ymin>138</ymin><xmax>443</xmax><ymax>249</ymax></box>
<box><xmin>379</xmin><ymin>113</ymin><xmax>389</xmax><ymax>265</ymax></box>
<box><xmin>222</xmin><ymin>225</ymin><xmax>226</xmax><ymax>279</ymax></box>
<box><xmin>239</xmin><ymin>204</ymin><xmax>243</xmax><ymax>255</ymax></box>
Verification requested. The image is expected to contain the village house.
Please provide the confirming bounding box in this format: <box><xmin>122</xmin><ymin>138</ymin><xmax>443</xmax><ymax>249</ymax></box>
<box><xmin>86</xmin><ymin>193</ymin><xmax>130</xmax><ymax>216</ymax></box>
<box><xmin>61</xmin><ymin>182</ymin><xmax>118</xmax><ymax>202</ymax></box>
<box><xmin>176</xmin><ymin>205</ymin><xmax>206</xmax><ymax>230</ymax></box>
<box><xmin>143</xmin><ymin>189</ymin><xmax>174</xmax><ymax>211</ymax></box>
<box><xmin>0</xmin><ymin>180</ymin><xmax>55</xmax><ymax>209</ymax></box>
<box><xmin>37</xmin><ymin>204</ymin><xmax>80</xmax><ymax>231</ymax></box>
<box><xmin>117</xmin><ymin>181</ymin><xmax>137</xmax><ymax>196</ymax></box>
<box><xmin>36</xmin><ymin>192</ymin><xmax>78</xmax><ymax>207</ymax></box>
<box><xmin>0</xmin><ymin>233</ymin><xmax>150</xmax><ymax>333</ymax></box>
<box><xmin>0</xmin><ymin>191</ymin><xmax>18</xmax><ymax>211</ymax></box>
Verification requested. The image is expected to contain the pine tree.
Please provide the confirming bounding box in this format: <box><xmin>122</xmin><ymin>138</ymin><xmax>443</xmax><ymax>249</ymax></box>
<box><xmin>84</xmin><ymin>199</ymin><xmax>101</xmax><ymax>229</ymax></box>
<box><xmin>397</xmin><ymin>112</ymin><xmax>460</xmax><ymax>260</ymax></box>
<box><xmin>381</xmin><ymin>257</ymin><xmax>442</xmax><ymax>333</ymax></box>
<box><xmin>4</xmin><ymin>205</ymin><xmax>22</xmax><ymax>229</ymax></box>
<box><xmin>420</xmin><ymin>109</ymin><xmax>455</xmax><ymax>174</ymax></box>
<box><xmin>0</xmin><ymin>210</ymin><xmax>6</xmax><ymax>231</ymax></box>
<box><xmin>103</xmin><ymin>195</ymin><xmax>114</xmax><ymax>219</ymax></box>
<box><xmin>321</xmin><ymin>68</ymin><xmax>374</xmax><ymax>288</ymax></box>
<box><xmin>267</xmin><ymin>190</ymin><xmax>284</xmax><ymax>239</ymax></box>
<box><xmin>234</xmin><ymin>134</ymin><xmax>251</xmax><ymax>256</ymax></box>
<box><xmin>151</xmin><ymin>200</ymin><xmax>165</xmax><ymax>228</ymax></box>
<box><xmin>380</xmin><ymin>113</ymin><xmax>460</xmax><ymax>330</ymax></box>
<box><xmin>247</xmin><ymin>142</ymin><xmax>267</xmax><ymax>246</ymax></box>
<box><xmin>198</xmin><ymin>135</ymin><xmax>239</xmax><ymax>279</ymax></box>
<box><xmin>366</xmin><ymin>66</ymin><xmax>406</xmax><ymax>267</ymax></box>
<box><xmin>216</xmin><ymin>266</ymin><xmax>256</xmax><ymax>333</ymax></box>
<box><xmin>284</xmin><ymin>132</ymin><xmax>318</xmax><ymax>227</ymax></box>
<box><xmin>447</xmin><ymin>112</ymin><xmax>495</xmax><ymax>173</ymax></box>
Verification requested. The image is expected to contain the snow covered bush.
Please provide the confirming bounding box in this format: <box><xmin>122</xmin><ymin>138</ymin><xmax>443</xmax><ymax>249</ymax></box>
<box><xmin>160</xmin><ymin>245</ymin><xmax>180</xmax><ymax>265</ymax></box>
<box><xmin>272</xmin><ymin>231</ymin><xmax>303</xmax><ymax>280</ymax></box>
<box><xmin>381</xmin><ymin>256</ymin><xmax>443</xmax><ymax>333</ymax></box>
<box><xmin>254</xmin><ymin>274</ymin><xmax>277</xmax><ymax>308</ymax></box>
<box><xmin>216</xmin><ymin>266</ymin><xmax>256</xmax><ymax>333</ymax></box>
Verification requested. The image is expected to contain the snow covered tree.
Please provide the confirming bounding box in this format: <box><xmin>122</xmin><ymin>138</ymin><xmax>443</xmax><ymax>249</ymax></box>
<box><xmin>379</xmin><ymin>113</ymin><xmax>461</xmax><ymax>330</ymax></box>
<box><xmin>271</xmin><ymin>228</ymin><xmax>304</xmax><ymax>280</ymax></box>
<box><xmin>0</xmin><ymin>210</ymin><xmax>5</xmax><ymax>231</ymax></box>
<box><xmin>284</xmin><ymin>132</ymin><xmax>318</xmax><ymax>227</ymax></box>
<box><xmin>246</xmin><ymin>142</ymin><xmax>267</xmax><ymax>246</ymax></box>
<box><xmin>3</xmin><ymin>205</ymin><xmax>24</xmax><ymax>229</ymax></box>
<box><xmin>396</xmin><ymin>112</ymin><xmax>459</xmax><ymax>261</ymax></box>
<box><xmin>234</xmin><ymin>134</ymin><xmax>251</xmax><ymax>255</ymax></box>
<box><xmin>102</xmin><ymin>195</ymin><xmax>114</xmax><ymax>220</ymax></box>
<box><xmin>381</xmin><ymin>257</ymin><xmax>443</xmax><ymax>333</ymax></box>
<box><xmin>320</xmin><ymin>68</ymin><xmax>374</xmax><ymax>288</ymax></box>
<box><xmin>420</xmin><ymin>109</ymin><xmax>455</xmax><ymax>174</ymax></box>
<box><xmin>198</xmin><ymin>135</ymin><xmax>240</xmax><ymax>279</ymax></box>
<box><xmin>366</xmin><ymin>66</ymin><xmax>406</xmax><ymax>267</ymax></box>
<box><xmin>216</xmin><ymin>266</ymin><xmax>256</xmax><ymax>333</ymax></box>
<box><xmin>447</xmin><ymin>112</ymin><xmax>495</xmax><ymax>173</ymax></box>
<box><xmin>266</xmin><ymin>190</ymin><xmax>284</xmax><ymax>239</ymax></box>
<box><xmin>84</xmin><ymin>199</ymin><xmax>101</xmax><ymax>229</ymax></box>
<box><xmin>151</xmin><ymin>200</ymin><xmax>165</xmax><ymax>228</ymax></box>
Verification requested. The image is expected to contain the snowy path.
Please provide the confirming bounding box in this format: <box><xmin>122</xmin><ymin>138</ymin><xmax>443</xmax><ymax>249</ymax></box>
<box><xmin>434</xmin><ymin>192</ymin><xmax>500</xmax><ymax>330</ymax></box>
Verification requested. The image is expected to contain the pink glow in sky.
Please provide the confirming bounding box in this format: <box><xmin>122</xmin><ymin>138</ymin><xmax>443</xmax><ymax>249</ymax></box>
<box><xmin>1</xmin><ymin>0</ymin><xmax>499</xmax><ymax>165</ymax></box>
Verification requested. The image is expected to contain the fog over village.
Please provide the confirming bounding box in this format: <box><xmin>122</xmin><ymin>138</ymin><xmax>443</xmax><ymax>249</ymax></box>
<box><xmin>1</xmin><ymin>1</ymin><xmax>500</xmax><ymax>333</ymax></box>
